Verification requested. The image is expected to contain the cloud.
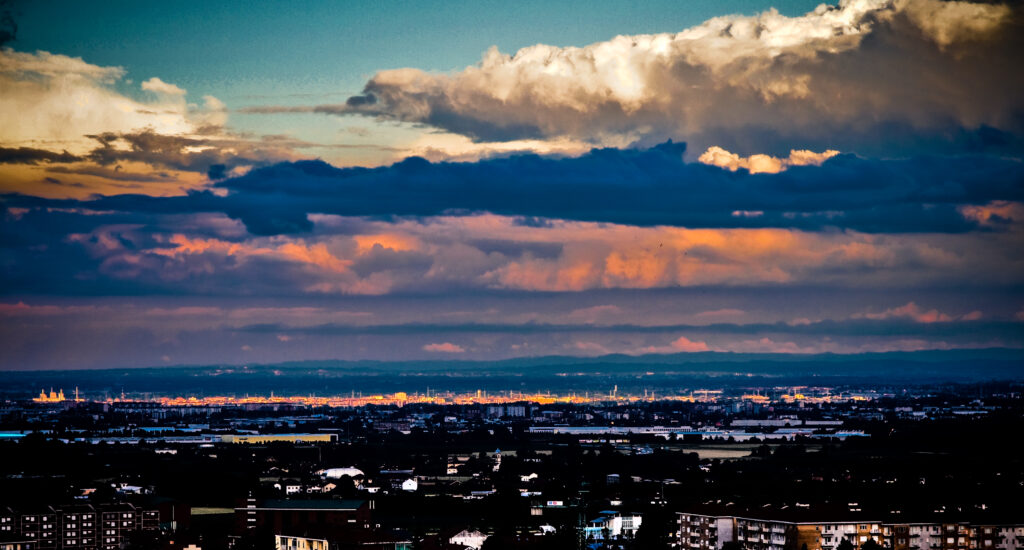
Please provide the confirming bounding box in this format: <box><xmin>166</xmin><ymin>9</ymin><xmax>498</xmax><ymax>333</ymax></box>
<box><xmin>3</xmin><ymin>202</ymin><xmax>1023</xmax><ymax>298</ymax></box>
<box><xmin>854</xmin><ymin>302</ymin><xmax>984</xmax><ymax>323</ymax></box>
<box><xmin>153</xmin><ymin>234</ymin><xmax>352</xmax><ymax>275</ymax></box>
<box><xmin>959</xmin><ymin>201</ymin><xmax>1024</xmax><ymax>229</ymax></box>
<box><xmin>693</xmin><ymin>308</ymin><xmax>747</xmax><ymax>321</ymax></box>
<box><xmin>722</xmin><ymin>337</ymin><xmax>824</xmax><ymax>354</ymax></box>
<box><xmin>636</xmin><ymin>336</ymin><xmax>711</xmax><ymax>354</ymax></box>
<box><xmin>698</xmin><ymin>146</ymin><xmax>839</xmax><ymax>174</ymax></box>
<box><xmin>566</xmin><ymin>304</ymin><xmax>623</xmax><ymax>323</ymax></box>
<box><xmin>231</xmin><ymin>316</ymin><xmax>1023</xmax><ymax>339</ymax></box>
<box><xmin>3</xmin><ymin>296</ymin><xmax>1020</xmax><ymax>368</ymax></box>
<box><xmin>0</xmin><ymin>146</ymin><xmax>81</xmax><ymax>165</ymax></box>
<box><xmin>0</xmin><ymin>49</ymin><xmax>197</xmax><ymax>153</ymax></box>
<box><xmin>45</xmin><ymin>164</ymin><xmax>177</xmax><ymax>183</ymax></box>
<box><xmin>0</xmin><ymin>49</ymin><xmax>306</xmax><ymax>196</ymax></box>
<box><xmin>0</xmin><ymin>301</ymin><xmax>104</xmax><ymax>316</ymax></box>
<box><xmin>11</xmin><ymin>142</ymin><xmax>1019</xmax><ymax>236</ymax></box>
<box><xmin>82</xmin><ymin>129</ymin><xmax>300</xmax><ymax>180</ymax></box>
<box><xmin>961</xmin><ymin>310</ymin><xmax>984</xmax><ymax>321</ymax></box>
<box><xmin>202</xmin><ymin>148</ymin><xmax>1024</xmax><ymax>234</ymax></box>
<box><xmin>572</xmin><ymin>341</ymin><xmax>613</xmax><ymax>355</ymax></box>
<box><xmin>248</xmin><ymin>0</ymin><xmax>1024</xmax><ymax>156</ymax></box>
<box><xmin>141</xmin><ymin>77</ymin><xmax>186</xmax><ymax>96</ymax></box>
<box><xmin>423</xmin><ymin>342</ymin><xmax>466</xmax><ymax>353</ymax></box>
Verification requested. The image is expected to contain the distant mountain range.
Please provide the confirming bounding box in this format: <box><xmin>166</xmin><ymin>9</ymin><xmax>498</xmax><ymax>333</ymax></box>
<box><xmin>1</xmin><ymin>349</ymin><xmax>1021</xmax><ymax>398</ymax></box>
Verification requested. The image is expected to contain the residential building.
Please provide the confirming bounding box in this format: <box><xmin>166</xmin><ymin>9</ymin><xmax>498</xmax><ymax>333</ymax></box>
<box><xmin>677</xmin><ymin>513</ymin><xmax>1022</xmax><ymax>550</ymax></box>
<box><xmin>0</xmin><ymin>504</ymin><xmax>158</xmax><ymax>550</ymax></box>
<box><xmin>585</xmin><ymin>512</ymin><xmax>643</xmax><ymax>541</ymax></box>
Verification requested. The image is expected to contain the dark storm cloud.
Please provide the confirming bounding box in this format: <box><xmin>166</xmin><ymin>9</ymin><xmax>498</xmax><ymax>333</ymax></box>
<box><xmin>82</xmin><ymin>129</ymin><xmax>290</xmax><ymax>179</ymax></box>
<box><xmin>4</xmin><ymin>143</ymin><xmax>1023</xmax><ymax>235</ymax></box>
<box><xmin>0</xmin><ymin>146</ymin><xmax>81</xmax><ymax>165</ymax></box>
<box><xmin>172</xmin><ymin>145</ymin><xmax>1024</xmax><ymax>234</ymax></box>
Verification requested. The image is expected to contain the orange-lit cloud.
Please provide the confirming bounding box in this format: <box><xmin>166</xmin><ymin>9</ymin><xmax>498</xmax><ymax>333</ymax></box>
<box><xmin>153</xmin><ymin>234</ymin><xmax>350</xmax><ymax>274</ymax></box>
<box><xmin>422</xmin><ymin>342</ymin><xmax>466</xmax><ymax>353</ymax></box>
<box><xmin>854</xmin><ymin>302</ymin><xmax>983</xmax><ymax>323</ymax></box>
<box><xmin>698</xmin><ymin>146</ymin><xmax>840</xmax><ymax>174</ymax></box>
<box><xmin>353</xmin><ymin>233</ymin><xmax>420</xmax><ymax>254</ymax></box>
<box><xmin>277</xmin><ymin>242</ymin><xmax>350</xmax><ymax>273</ymax></box>
<box><xmin>566</xmin><ymin>305</ymin><xmax>623</xmax><ymax>323</ymax></box>
<box><xmin>572</xmin><ymin>341</ymin><xmax>613</xmax><ymax>355</ymax></box>
<box><xmin>959</xmin><ymin>201</ymin><xmax>1024</xmax><ymax>228</ymax></box>
<box><xmin>636</xmin><ymin>336</ymin><xmax>711</xmax><ymax>354</ymax></box>
<box><xmin>53</xmin><ymin>213</ymin><xmax>1022</xmax><ymax>301</ymax></box>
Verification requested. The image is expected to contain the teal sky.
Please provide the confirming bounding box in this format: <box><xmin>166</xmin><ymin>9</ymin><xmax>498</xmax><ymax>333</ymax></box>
<box><xmin>13</xmin><ymin>0</ymin><xmax>824</xmax><ymax>103</ymax></box>
<box><xmin>9</xmin><ymin>0</ymin><xmax>829</xmax><ymax>166</ymax></box>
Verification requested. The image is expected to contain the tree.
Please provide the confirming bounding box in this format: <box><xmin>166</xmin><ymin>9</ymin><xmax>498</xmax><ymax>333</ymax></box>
<box><xmin>862</xmin><ymin>539</ymin><xmax>884</xmax><ymax>550</ymax></box>
<box><xmin>838</xmin><ymin>538</ymin><xmax>856</xmax><ymax>550</ymax></box>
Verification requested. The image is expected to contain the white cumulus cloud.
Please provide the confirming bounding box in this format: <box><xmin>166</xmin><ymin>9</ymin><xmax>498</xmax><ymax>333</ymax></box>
<box><xmin>698</xmin><ymin>146</ymin><xmax>839</xmax><ymax>173</ymax></box>
<box><xmin>327</xmin><ymin>0</ymin><xmax>1020</xmax><ymax>155</ymax></box>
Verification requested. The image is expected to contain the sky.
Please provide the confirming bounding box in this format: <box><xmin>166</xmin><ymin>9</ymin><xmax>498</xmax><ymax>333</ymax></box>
<box><xmin>1</xmin><ymin>0</ymin><xmax>1023</xmax><ymax>370</ymax></box>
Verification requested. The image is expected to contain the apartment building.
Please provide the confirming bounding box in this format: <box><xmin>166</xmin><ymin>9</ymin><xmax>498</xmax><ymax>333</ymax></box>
<box><xmin>735</xmin><ymin>517</ymin><xmax>794</xmax><ymax>550</ymax></box>
<box><xmin>679</xmin><ymin>513</ymin><xmax>736</xmax><ymax>550</ymax></box>
<box><xmin>0</xmin><ymin>504</ymin><xmax>158</xmax><ymax>550</ymax></box>
<box><xmin>678</xmin><ymin>512</ymin><xmax>1021</xmax><ymax>550</ymax></box>
<box><xmin>584</xmin><ymin>511</ymin><xmax>643</xmax><ymax>542</ymax></box>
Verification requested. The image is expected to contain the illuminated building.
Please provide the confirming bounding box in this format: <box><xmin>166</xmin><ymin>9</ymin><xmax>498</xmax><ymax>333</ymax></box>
<box><xmin>31</xmin><ymin>388</ymin><xmax>84</xmax><ymax>404</ymax></box>
<box><xmin>678</xmin><ymin>514</ymin><xmax>1024</xmax><ymax>550</ymax></box>
<box><xmin>33</xmin><ymin>389</ymin><xmax>64</xmax><ymax>403</ymax></box>
<box><xmin>221</xmin><ymin>434</ymin><xmax>338</xmax><ymax>444</ymax></box>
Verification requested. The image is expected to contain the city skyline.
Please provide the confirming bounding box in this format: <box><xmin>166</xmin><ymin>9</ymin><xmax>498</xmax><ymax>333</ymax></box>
<box><xmin>2</xmin><ymin>0</ymin><xmax>1023</xmax><ymax>370</ymax></box>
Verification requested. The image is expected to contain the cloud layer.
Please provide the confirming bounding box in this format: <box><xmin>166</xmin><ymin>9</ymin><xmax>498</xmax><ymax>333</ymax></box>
<box><xmin>2</xmin><ymin>1</ymin><xmax>1023</xmax><ymax>369</ymax></box>
<box><xmin>250</xmin><ymin>0</ymin><xmax>1024</xmax><ymax>156</ymax></box>
<box><xmin>7</xmin><ymin>143</ymin><xmax>1022</xmax><ymax>237</ymax></box>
